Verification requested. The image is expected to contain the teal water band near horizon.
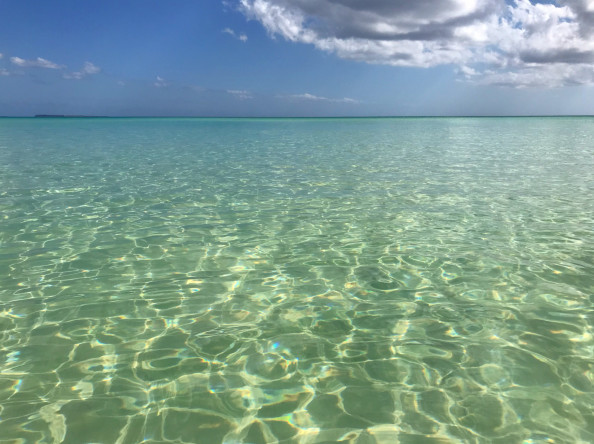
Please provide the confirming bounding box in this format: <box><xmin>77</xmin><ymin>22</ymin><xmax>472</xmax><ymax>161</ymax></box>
<box><xmin>0</xmin><ymin>117</ymin><xmax>593</xmax><ymax>443</ymax></box>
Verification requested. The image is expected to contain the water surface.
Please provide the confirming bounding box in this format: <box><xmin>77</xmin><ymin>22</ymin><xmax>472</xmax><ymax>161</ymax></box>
<box><xmin>1</xmin><ymin>117</ymin><xmax>593</xmax><ymax>443</ymax></box>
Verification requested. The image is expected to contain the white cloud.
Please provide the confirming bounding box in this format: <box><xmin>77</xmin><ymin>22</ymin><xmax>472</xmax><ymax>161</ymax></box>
<box><xmin>63</xmin><ymin>62</ymin><xmax>101</xmax><ymax>80</ymax></box>
<box><xmin>478</xmin><ymin>63</ymin><xmax>594</xmax><ymax>88</ymax></box>
<box><xmin>227</xmin><ymin>89</ymin><xmax>254</xmax><ymax>99</ymax></box>
<box><xmin>223</xmin><ymin>27</ymin><xmax>248</xmax><ymax>42</ymax></box>
<box><xmin>0</xmin><ymin>68</ymin><xmax>9</xmax><ymax>76</ymax></box>
<box><xmin>0</xmin><ymin>53</ymin><xmax>3</xmax><ymax>59</ymax></box>
<box><xmin>459</xmin><ymin>65</ymin><xmax>479</xmax><ymax>79</ymax></box>
<box><xmin>239</xmin><ymin>0</ymin><xmax>594</xmax><ymax>87</ymax></box>
<box><xmin>284</xmin><ymin>93</ymin><xmax>359</xmax><ymax>103</ymax></box>
<box><xmin>291</xmin><ymin>93</ymin><xmax>326</xmax><ymax>101</ymax></box>
<box><xmin>10</xmin><ymin>56</ymin><xmax>63</xmax><ymax>69</ymax></box>
<box><xmin>4</xmin><ymin>55</ymin><xmax>103</xmax><ymax>80</ymax></box>
<box><xmin>154</xmin><ymin>76</ymin><xmax>169</xmax><ymax>87</ymax></box>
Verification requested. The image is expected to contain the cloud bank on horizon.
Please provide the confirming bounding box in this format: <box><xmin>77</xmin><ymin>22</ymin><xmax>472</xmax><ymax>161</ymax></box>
<box><xmin>239</xmin><ymin>0</ymin><xmax>594</xmax><ymax>87</ymax></box>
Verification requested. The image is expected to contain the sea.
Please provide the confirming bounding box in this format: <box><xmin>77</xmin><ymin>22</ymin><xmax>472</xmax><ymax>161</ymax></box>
<box><xmin>0</xmin><ymin>117</ymin><xmax>593</xmax><ymax>443</ymax></box>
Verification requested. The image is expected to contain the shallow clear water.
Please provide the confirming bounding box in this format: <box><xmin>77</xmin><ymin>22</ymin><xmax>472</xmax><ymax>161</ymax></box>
<box><xmin>0</xmin><ymin>117</ymin><xmax>593</xmax><ymax>443</ymax></box>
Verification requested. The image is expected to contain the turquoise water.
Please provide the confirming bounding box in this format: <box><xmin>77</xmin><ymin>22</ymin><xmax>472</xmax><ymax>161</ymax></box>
<box><xmin>0</xmin><ymin>117</ymin><xmax>593</xmax><ymax>443</ymax></box>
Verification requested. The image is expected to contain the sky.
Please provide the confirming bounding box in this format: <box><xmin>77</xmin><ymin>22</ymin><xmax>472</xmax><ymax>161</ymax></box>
<box><xmin>2</xmin><ymin>0</ymin><xmax>594</xmax><ymax>116</ymax></box>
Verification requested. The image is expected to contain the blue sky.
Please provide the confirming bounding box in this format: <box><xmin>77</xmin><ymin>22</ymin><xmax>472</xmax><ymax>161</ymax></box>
<box><xmin>1</xmin><ymin>0</ymin><xmax>594</xmax><ymax>116</ymax></box>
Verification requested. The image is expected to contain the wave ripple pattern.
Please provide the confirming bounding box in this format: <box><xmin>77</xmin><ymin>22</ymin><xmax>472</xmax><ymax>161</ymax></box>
<box><xmin>0</xmin><ymin>117</ymin><xmax>593</xmax><ymax>443</ymax></box>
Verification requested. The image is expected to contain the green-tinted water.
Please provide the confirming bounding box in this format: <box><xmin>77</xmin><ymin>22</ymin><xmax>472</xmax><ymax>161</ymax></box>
<box><xmin>1</xmin><ymin>117</ymin><xmax>593</xmax><ymax>443</ymax></box>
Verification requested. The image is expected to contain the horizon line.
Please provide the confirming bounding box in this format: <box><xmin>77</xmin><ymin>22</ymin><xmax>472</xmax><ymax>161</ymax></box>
<box><xmin>0</xmin><ymin>114</ymin><xmax>593</xmax><ymax>119</ymax></box>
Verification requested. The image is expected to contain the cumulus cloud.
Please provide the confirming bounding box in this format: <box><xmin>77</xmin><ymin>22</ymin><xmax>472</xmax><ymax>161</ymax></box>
<box><xmin>227</xmin><ymin>89</ymin><xmax>254</xmax><ymax>99</ymax></box>
<box><xmin>223</xmin><ymin>27</ymin><xmax>248</xmax><ymax>42</ymax></box>
<box><xmin>285</xmin><ymin>93</ymin><xmax>359</xmax><ymax>103</ymax></box>
<box><xmin>63</xmin><ymin>62</ymin><xmax>101</xmax><ymax>80</ymax></box>
<box><xmin>238</xmin><ymin>0</ymin><xmax>594</xmax><ymax>87</ymax></box>
<box><xmin>564</xmin><ymin>0</ymin><xmax>594</xmax><ymax>35</ymax></box>
<box><xmin>10</xmin><ymin>56</ymin><xmax>63</xmax><ymax>69</ymax></box>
